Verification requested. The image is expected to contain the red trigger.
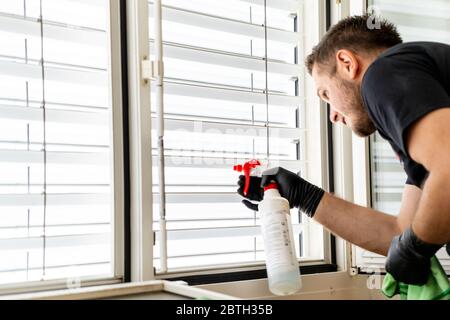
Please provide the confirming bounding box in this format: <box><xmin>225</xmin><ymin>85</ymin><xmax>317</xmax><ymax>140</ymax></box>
<box><xmin>233</xmin><ymin>159</ymin><xmax>261</xmax><ymax>196</ymax></box>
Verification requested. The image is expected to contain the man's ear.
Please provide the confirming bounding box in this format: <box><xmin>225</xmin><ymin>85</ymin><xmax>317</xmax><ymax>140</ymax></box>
<box><xmin>335</xmin><ymin>49</ymin><xmax>359</xmax><ymax>80</ymax></box>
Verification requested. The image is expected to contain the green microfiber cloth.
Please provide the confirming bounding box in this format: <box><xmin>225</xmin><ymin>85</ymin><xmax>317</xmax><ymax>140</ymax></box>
<box><xmin>382</xmin><ymin>256</ymin><xmax>450</xmax><ymax>300</ymax></box>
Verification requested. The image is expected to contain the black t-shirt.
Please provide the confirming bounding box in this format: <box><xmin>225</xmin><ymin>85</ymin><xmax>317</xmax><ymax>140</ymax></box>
<box><xmin>362</xmin><ymin>42</ymin><xmax>450</xmax><ymax>188</ymax></box>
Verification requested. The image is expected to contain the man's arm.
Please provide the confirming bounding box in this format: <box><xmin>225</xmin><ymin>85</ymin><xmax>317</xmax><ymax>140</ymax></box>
<box><xmin>406</xmin><ymin>107</ymin><xmax>450</xmax><ymax>245</ymax></box>
<box><xmin>245</xmin><ymin>166</ymin><xmax>423</xmax><ymax>257</ymax></box>
<box><xmin>313</xmin><ymin>183</ymin><xmax>421</xmax><ymax>256</ymax></box>
<box><xmin>397</xmin><ymin>183</ymin><xmax>422</xmax><ymax>231</ymax></box>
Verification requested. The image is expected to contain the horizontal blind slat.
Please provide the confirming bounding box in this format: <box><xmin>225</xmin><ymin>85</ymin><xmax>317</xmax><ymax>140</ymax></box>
<box><xmin>240</xmin><ymin>0</ymin><xmax>301</xmax><ymax>11</ymax></box>
<box><xmin>375</xmin><ymin>0</ymin><xmax>450</xmax><ymax>20</ymax></box>
<box><xmin>0</xmin><ymin>194</ymin><xmax>110</xmax><ymax>206</ymax></box>
<box><xmin>158</xmin><ymin>118</ymin><xmax>303</xmax><ymax>139</ymax></box>
<box><xmin>153</xmin><ymin>193</ymin><xmax>240</xmax><ymax>204</ymax></box>
<box><xmin>0</xmin><ymin>261</ymin><xmax>109</xmax><ymax>274</ymax></box>
<box><xmin>152</xmin><ymin>3</ymin><xmax>300</xmax><ymax>44</ymax></box>
<box><xmin>0</xmin><ymin>150</ymin><xmax>109</xmax><ymax>165</ymax></box>
<box><xmin>0</xmin><ymin>60</ymin><xmax>107</xmax><ymax>86</ymax></box>
<box><xmin>0</xmin><ymin>105</ymin><xmax>108</xmax><ymax>125</ymax></box>
<box><xmin>0</xmin><ymin>13</ymin><xmax>106</xmax><ymax>46</ymax></box>
<box><xmin>0</xmin><ymin>141</ymin><xmax>109</xmax><ymax>151</ymax></box>
<box><xmin>155</xmin><ymin>224</ymin><xmax>302</xmax><ymax>240</ymax></box>
<box><xmin>151</xmin><ymin>40</ymin><xmax>302</xmax><ymax>76</ymax></box>
<box><xmin>0</xmin><ymin>233</ymin><xmax>109</xmax><ymax>251</ymax></box>
<box><xmin>152</xmin><ymin>156</ymin><xmax>304</xmax><ymax>169</ymax></box>
<box><xmin>164</xmin><ymin>81</ymin><xmax>301</xmax><ymax>106</ymax></box>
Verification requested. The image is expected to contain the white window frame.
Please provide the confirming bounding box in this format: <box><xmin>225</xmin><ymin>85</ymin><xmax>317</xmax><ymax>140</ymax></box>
<box><xmin>302</xmin><ymin>0</ymin><xmax>335</xmax><ymax>269</ymax></box>
<box><xmin>125</xmin><ymin>0</ymin><xmax>154</xmax><ymax>282</ymax></box>
<box><xmin>127</xmin><ymin>0</ymin><xmax>337</xmax><ymax>280</ymax></box>
<box><xmin>0</xmin><ymin>0</ymin><xmax>126</xmax><ymax>295</ymax></box>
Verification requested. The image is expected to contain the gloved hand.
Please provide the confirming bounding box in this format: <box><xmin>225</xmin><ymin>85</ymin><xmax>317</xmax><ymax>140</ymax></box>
<box><xmin>237</xmin><ymin>167</ymin><xmax>325</xmax><ymax>217</ymax></box>
<box><xmin>385</xmin><ymin>228</ymin><xmax>442</xmax><ymax>285</ymax></box>
<box><xmin>237</xmin><ymin>175</ymin><xmax>264</xmax><ymax>211</ymax></box>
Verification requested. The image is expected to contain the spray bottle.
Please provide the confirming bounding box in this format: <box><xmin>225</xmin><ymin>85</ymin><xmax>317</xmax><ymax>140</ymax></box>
<box><xmin>234</xmin><ymin>160</ymin><xmax>302</xmax><ymax>296</ymax></box>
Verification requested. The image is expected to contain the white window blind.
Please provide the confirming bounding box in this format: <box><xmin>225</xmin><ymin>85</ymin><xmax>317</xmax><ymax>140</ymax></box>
<box><xmin>149</xmin><ymin>0</ymin><xmax>321</xmax><ymax>273</ymax></box>
<box><xmin>0</xmin><ymin>0</ymin><xmax>117</xmax><ymax>285</ymax></box>
<box><xmin>356</xmin><ymin>0</ymin><xmax>450</xmax><ymax>272</ymax></box>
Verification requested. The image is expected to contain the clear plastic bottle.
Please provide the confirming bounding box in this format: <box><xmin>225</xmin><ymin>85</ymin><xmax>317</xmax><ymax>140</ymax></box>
<box><xmin>259</xmin><ymin>182</ymin><xmax>302</xmax><ymax>296</ymax></box>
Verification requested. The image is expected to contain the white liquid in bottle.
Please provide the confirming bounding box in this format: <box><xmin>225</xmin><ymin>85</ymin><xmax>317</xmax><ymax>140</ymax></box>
<box><xmin>259</xmin><ymin>184</ymin><xmax>302</xmax><ymax>296</ymax></box>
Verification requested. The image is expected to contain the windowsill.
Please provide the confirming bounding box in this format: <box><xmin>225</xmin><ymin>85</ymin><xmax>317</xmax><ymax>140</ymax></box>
<box><xmin>0</xmin><ymin>276</ymin><xmax>122</xmax><ymax>297</ymax></box>
<box><xmin>0</xmin><ymin>273</ymin><xmax>390</xmax><ymax>300</ymax></box>
<box><xmin>196</xmin><ymin>272</ymin><xmax>389</xmax><ymax>300</ymax></box>
<box><xmin>0</xmin><ymin>280</ymin><xmax>238</xmax><ymax>300</ymax></box>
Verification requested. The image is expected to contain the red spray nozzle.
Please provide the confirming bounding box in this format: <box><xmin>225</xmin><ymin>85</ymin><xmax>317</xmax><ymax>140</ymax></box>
<box><xmin>263</xmin><ymin>182</ymin><xmax>278</xmax><ymax>192</ymax></box>
<box><xmin>233</xmin><ymin>159</ymin><xmax>261</xmax><ymax>196</ymax></box>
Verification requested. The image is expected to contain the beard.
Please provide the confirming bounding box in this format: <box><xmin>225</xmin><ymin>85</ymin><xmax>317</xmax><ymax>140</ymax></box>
<box><xmin>338</xmin><ymin>78</ymin><xmax>376</xmax><ymax>137</ymax></box>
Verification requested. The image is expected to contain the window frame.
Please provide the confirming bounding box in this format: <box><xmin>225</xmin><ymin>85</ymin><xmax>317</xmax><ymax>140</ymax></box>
<box><xmin>125</xmin><ymin>0</ymin><xmax>154</xmax><ymax>282</ymax></box>
<box><xmin>138</xmin><ymin>0</ymin><xmax>338</xmax><ymax>282</ymax></box>
<box><xmin>0</xmin><ymin>0</ymin><xmax>126</xmax><ymax>295</ymax></box>
<box><xmin>0</xmin><ymin>0</ymin><xmax>337</xmax><ymax>295</ymax></box>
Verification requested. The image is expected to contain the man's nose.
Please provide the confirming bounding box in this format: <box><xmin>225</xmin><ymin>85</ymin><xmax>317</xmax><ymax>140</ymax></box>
<box><xmin>329</xmin><ymin>109</ymin><xmax>341</xmax><ymax>124</ymax></box>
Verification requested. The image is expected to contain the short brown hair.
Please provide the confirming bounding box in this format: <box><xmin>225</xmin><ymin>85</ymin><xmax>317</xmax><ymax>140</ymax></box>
<box><xmin>305</xmin><ymin>14</ymin><xmax>402</xmax><ymax>75</ymax></box>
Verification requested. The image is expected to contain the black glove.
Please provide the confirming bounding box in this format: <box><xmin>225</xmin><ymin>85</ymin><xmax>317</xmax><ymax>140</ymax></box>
<box><xmin>385</xmin><ymin>228</ymin><xmax>442</xmax><ymax>285</ymax></box>
<box><xmin>236</xmin><ymin>167</ymin><xmax>325</xmax><ymax>217</ymax></box>
<box><xmin>237</xmin><ymin>175</ymin><xmax>264</xmax><ymax>211</ymax></box>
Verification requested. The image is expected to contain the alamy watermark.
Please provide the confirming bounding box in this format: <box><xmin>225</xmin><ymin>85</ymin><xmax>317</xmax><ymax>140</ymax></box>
<box><xmin>365</xmin><ymin>265</ymin><xmax>383</xmax><ymax>290</ymax></box>
<box><xmin>366</xmin><ymin>6</ymin><xmax>382</xmax><ymax>30</ymax></box>
<box><xmin>164</xmin><ymin>120</ymin><xmax>288</xmax><ymax>168</ymax></box>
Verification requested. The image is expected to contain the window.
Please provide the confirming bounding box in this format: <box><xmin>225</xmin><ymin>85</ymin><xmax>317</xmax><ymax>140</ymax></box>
<box><xmin>0</xmin><ymin>0</ymin><xmax>123</xmax><ymax>288</ymax></box>
<box><xmin>0</xmin><ymin>0</ymin><xmax>327</xmax><ymax>292</ymax></box>
<box><xmin>355</xmin><ymin>0</ymin><xmax>450</xmax><ymax>272</ymax></box>
<box><xmin>149</xmin><ymin>0</ymin><xmax>326</xmax><ymax>274</ymax></box>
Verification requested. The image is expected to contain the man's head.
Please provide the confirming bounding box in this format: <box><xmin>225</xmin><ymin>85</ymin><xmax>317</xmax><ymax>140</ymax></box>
<box><xmin>306</xmin><ymin>15</ymin><xmax>402</xmax><ymax>137</ymax></box>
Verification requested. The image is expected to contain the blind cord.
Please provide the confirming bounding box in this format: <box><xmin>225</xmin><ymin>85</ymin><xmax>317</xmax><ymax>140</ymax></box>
<box><xmin>39</xmin><ymin>0</ymin><xmax>48</xmax><ymax>279</ymax></box>
<box><xmin>263</xmin><ymin>0</ymin><xmax>270</xmax><ymax>162</ymax></box>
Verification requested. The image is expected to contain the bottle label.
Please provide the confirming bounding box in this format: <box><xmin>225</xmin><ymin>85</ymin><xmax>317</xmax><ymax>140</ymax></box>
<box><xmin>261</xmin><ymin>211</ymin><xmax>297</xmax><ymax>274</ymax></box>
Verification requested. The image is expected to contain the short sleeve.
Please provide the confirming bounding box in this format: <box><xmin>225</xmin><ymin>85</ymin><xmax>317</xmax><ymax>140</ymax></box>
<box><xmin>405</xmin><ymin>176</ymin><xmax>415</xmax><ymax>186</ymax></box>
<box><xmin>404</xmin><ymin>158</ymin><xmax>428</xmax><ymax>188</ymax></box>
<box><xmin>362</xmin><ymin>56</ymin><xmax>450</xmax><ymax>157</ymax></box>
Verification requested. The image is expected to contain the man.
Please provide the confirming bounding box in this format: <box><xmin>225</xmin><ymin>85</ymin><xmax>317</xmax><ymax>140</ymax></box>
<box><xmin>237</xmin><ymin>15</ymin><xmax>450</xmax><ymax>285</ymax></box>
